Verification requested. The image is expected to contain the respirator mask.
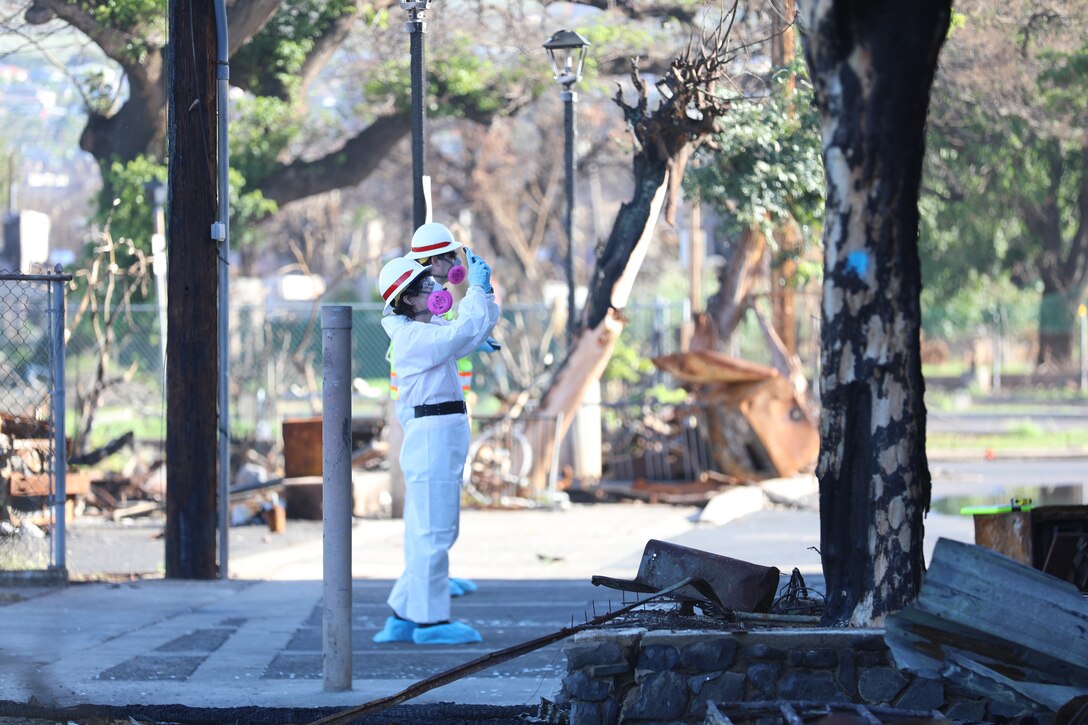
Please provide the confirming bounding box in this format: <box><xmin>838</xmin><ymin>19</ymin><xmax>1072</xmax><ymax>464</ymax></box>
<box><xmin>424</xmin><ymin>262</ymin><xmax>466</xmax><ymax>315</ymax></box>
<box><xmin>427</xmin><ymin>286</ymin><xmax>453</xmax><ymax>315</ymax></box>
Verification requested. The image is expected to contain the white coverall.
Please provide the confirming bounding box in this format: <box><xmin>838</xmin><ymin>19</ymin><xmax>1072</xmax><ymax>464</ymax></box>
<box><xmin>380</xmin><ymin>285</ymin><xmax>500</xmax><ymax>623</ymax></box>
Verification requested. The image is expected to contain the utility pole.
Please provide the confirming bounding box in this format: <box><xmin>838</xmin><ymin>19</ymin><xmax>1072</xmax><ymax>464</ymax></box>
<box><xmin>770</xmin><ymin>0</ymin><xmax>799</xmax><ymax>356</ymax></box>
<box><xmin>165</xmin><ymin>0</ymin><xmax>219</xmax><ymax>578</ymax></box>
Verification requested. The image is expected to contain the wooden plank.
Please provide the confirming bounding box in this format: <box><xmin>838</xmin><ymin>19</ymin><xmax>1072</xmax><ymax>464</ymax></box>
<box><xmin>912</xmin><ymin>538</ymin><xmax>1088</xmax><ymax>670</ymax></box>
<box><xmin>886</xmin><ymin>537</ymin><xmax>1088</xmax><ymax>709</ymax></box>
<box><xmin>943</xmin><ymin>649</ymin><xmax>1087</xmax><ymax>712</ymax></box>
<box><xmin>0</xmin><ymin>413</ymin><xmax>50</xmax><ymax>438</ymax></box>
<box><xmin>112</xmin><ymin>500</ymin><xmax>163</xmax><ymax>520</ymax></box>
<box><xmin>8</xmin><ymin>470</ymin><xmax>92</xmax><ymax>497</ymax></box>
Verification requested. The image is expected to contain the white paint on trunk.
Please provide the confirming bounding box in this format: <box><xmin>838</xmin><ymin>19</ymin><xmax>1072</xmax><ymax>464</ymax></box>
<box><xmin>872</xmin><ymin>551</ymin><xmax>888</xmax><ymax>589</ymax></box>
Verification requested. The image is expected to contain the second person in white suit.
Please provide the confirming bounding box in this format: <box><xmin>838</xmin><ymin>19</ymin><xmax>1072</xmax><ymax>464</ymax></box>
<box><xmin>372</xmin><ymin>246</ymin><xmax>499</xmax><ymax>645</ymax></box>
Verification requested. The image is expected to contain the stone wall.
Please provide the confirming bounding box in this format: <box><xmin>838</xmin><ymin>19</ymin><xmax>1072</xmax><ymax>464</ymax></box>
<box><xmin>560</xmin><ymin>627</ymin><xmax>1035</xmax><ymax>724</ymax></box>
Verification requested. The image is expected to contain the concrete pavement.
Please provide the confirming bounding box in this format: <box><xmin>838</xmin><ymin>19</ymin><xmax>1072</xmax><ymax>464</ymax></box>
<box><xmin>0</xmin><ymin>481</ymin><xmax>977</xmax><ymax>720</ymax></box>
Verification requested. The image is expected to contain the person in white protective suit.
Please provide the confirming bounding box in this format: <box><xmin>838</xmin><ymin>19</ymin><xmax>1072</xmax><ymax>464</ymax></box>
<box><xmin>372</xmin><ymin>249</ymin><xmax>499</xmax><ymax>646</ymax></box>
<box><xmin>400</xmin><ymin>222</ymin><xmax>498</xmax><ymax>598</ymax></box>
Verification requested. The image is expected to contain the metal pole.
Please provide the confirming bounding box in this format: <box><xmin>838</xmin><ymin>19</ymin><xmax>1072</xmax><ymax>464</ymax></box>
<box><xmin>405</xmin><ymin>2</ymin><xmax>429</xmax><ymax>229</ymax></box>
<box><xmin>1079</xmin><ymin>303</ymin><xmax>1087</xmax><ymax>392</ymax></box>
<box><xmin>150</xmin><ymin>192</ymin><xmax>167</xmax><ymax>377</ymax></box>
<box><xmin>214</xmin><ymin>0</ymin><xmax>232</xmax><ymax>580</ymax></box>
<box><xmin>563</xmin><ymin>86</ymin><xmax>576</xmax><ymax>346</ymax></box>
<box><xmin>322</xmin><ymin>305</ymin><xmax>353</xmax><ymax>692</ymax></box>
<box><xmin>50</xmin><ymin>268</ymin><xmax>67</xmax><ymax>573</ymax></box>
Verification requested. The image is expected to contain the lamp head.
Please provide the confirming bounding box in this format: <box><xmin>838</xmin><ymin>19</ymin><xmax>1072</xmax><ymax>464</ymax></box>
<box><xmin>544</xmin><ymin>29</ymin><xmax>590</xmax><ymax>88</ymax></box>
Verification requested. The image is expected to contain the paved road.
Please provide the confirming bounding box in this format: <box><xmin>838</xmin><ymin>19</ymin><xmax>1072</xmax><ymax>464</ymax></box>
<box><xmin>0</xmin><ymin>481</ymin><xmax>984</xmax><ymax>720</ymax></box>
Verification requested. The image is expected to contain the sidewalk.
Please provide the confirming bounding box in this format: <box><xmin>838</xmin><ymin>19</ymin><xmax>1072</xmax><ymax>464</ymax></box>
<box><xmin>0</xmin><ymin>483</ymin><xmax>976</xmax><ymax>719</ymax></box>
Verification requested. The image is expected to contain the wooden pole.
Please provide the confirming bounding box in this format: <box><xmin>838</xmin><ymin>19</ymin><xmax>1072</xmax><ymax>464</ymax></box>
<box><xmin>165</xmin><ymin>0</ymin><xmax>219</xmax><ymax>578</ymax></box>
<box><xmin>770</xmin><ymin>0</ymin><xmax>799</xmax><ymax>356</ymax></box>
<box><xmin>691</xmin><ymin>196</ymin><xmax>703</xmax><ymax>306</ymax></box>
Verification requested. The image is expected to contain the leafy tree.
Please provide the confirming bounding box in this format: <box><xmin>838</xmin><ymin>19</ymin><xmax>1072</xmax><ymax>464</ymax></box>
<box><xmin>922</xmin><ymin>3</ymin><xmax>1087</xmax><ymax>365</ymax></box>
<box><xmin>688</xmin><ymin>65</ymin><xmax>824</xmax><ymax>242</ymax></box>
<box><xmin>2</xmin><ymin>0</ymin><xmax>686</xmax><ymax>257</ymax></box>
<box><xmin>684</xmin><ymin>61</ymin><xmax>824</xmax><ymax>348</ymax></box>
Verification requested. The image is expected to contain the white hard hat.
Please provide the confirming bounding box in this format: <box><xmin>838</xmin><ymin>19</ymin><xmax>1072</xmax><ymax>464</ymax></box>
<box><xmin>379</xmin><ymin>256</ymin><xmax>431</xmax><ymax>315</ymax></box>
<box><xmin>406</xmin><ymin>222</ymin><xmax>463</xmax><ymax>261</ymax></box>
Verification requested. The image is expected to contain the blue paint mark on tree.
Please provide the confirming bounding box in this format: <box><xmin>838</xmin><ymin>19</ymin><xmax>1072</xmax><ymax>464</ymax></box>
<box><xmin>845</xmin><ymin>251</ymin><xmax>868</xmax><ymax>280</ymax></box>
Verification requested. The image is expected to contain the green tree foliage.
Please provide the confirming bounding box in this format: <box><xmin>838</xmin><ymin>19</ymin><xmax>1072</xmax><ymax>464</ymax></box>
<box><xmin>921</xmin><ymin>3</ymin><xmax>1087</xmax><ymax>362</ymax></box>
<box><xmin>230</xmin><ymin>0</ymin><xmax>359</xmax><ymax>99</ymax></box>
<box><xmin>96</xmin><ymin>155</ymin><xmax>166</xmax><ymax>251</ymax></box>
<box><xmin>95</xmin><ymin>155</ymin><xmax>275</xmax><ymax>272</ymax></box>
<box><xmin>684</xmin><ymin>64</ymin><xmax>824</xmax><ymax>252</ymax></box>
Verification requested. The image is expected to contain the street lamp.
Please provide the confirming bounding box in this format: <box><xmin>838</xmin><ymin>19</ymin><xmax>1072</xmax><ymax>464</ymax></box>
<box><xmin>544</xmin><ymin>29</ymin><xmax>590</xmax><ymax>347</ymax></box>
<box><xmin>401</xmin><ymin>0</ymin><xmax>432</xmax><ymax>230</ymax></box>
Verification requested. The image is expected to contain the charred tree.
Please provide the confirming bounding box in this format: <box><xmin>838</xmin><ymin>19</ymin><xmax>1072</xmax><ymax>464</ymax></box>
<box><xmin>524</xmin><ymin>7</ymin><xmax>744</xmax><ymax>489</ymax></box>
<box><xmin>801</xmin><ymin>1</ymin><xmax>951</xmax><ymax>625</ymax></box>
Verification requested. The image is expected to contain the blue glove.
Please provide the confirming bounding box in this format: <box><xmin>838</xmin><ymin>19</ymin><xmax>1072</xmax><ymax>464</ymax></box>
<box><xmin>465</xmin><ymin>248</ymin><xmax>492</xmax><ymax>291</ymax></box>
<box><xmin>476</xmin><ymin>336</ymin><xmax>501</xmax><ymax>353</ymax></box>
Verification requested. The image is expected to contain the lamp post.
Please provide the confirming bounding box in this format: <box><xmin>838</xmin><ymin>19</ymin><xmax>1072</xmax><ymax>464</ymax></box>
<box><xmin>401</xmin><ymin>0</ymin><xmax>432</xmax><ymax>229</ymax></box>
<box><xmin>544</xmin><ymin>29</ymin><xmax>590</xmax><ymax>347</ymax></box>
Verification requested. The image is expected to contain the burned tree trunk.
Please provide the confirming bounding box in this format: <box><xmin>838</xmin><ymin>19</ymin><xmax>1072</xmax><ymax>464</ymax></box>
<box><xmin>691</xmin><ymin>226</ymin><xmax>767</xmax><ymax>352</ymax></box>
<box><xmin>526</xmin><ymin>10</ymin><xmax>743</xmax><ymax>490</ymax></box>
<box><xmin>801</xmin><ymin>0</ymin><xmax>951</xmax><ymax>626</ymax></box>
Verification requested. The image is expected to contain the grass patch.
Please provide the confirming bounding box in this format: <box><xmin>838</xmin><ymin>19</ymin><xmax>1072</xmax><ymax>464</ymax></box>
<box><xmin>927</xmin><ymin>427</ymin><xmax>1088</xmax><ymax>451</ymax></box>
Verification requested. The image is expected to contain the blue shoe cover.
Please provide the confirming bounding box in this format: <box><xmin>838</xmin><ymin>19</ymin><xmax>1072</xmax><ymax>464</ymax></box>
<box><xmin>411</xmin><ymin>621</ymin><xmax>482</xmax><ymax>645</ymax></box>
<box><xmin>450</xmin><ymin>577</ymin><xmax>478</xmax><ymax>595</ymax></box>
<box><xmin>373</xmin><ymin>616</ymin><xmax>417</xmax><ymax>643</ymax></box>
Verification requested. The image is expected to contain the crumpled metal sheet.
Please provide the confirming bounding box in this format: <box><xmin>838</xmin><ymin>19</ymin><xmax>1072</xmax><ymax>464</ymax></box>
<box><xmin>592</xmin><ymin>538</ymin><xmax>781</xmax><ymax>614</ymax></box>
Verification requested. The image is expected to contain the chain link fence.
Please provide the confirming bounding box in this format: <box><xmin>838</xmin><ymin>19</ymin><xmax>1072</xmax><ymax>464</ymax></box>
<box><xmin>61</xmin><ymin>293</ymin><xmax>1084</xmax><ymax>452</ymax></box>
<box><xmin>9</xmin><ymin>282</ymin><xmax>1083</xmax><ymax>520</ymax></box>
<box><xmin>65</xmin><ymin>300</ymin><xmax>699</xmax><ymax>454</ymax></box>
<box><xmin>0</xmin><ymin>267</ymin><xmax>69</xmax><ymax>581</ymax></box>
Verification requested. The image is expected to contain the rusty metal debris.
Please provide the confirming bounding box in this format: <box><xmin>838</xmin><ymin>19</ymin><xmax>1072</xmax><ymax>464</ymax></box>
<box><xmin>591</xmin><ymin>538</ymin><xmax>780</xmax><ymax>615</ymax></box>
<box><xmin>970</xmin><ymin>503</ymin><xmax>1088</xmax><ymax>591</ymax></box>
<box><xmin>651</xmin><ymin>350</ymin><xmax>820</xmax><ymax>481</ymax></box>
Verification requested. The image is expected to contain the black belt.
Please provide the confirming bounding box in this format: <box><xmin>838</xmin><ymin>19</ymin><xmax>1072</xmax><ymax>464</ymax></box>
<box><xmin>414</xmin><ymin>400</ymin><xmax>467</xmax><ymax>418</ymax></box>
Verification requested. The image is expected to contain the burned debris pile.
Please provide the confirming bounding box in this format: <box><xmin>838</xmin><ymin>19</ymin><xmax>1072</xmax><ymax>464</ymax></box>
<box><xmin>593</xmin><ymin>350</ymin><xmax>819</xmax><ymax>504</ymax></box>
